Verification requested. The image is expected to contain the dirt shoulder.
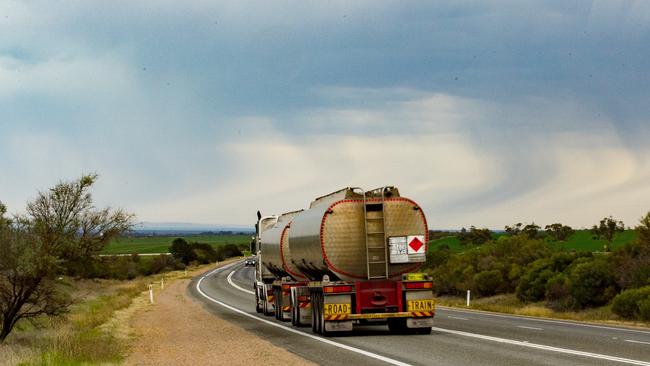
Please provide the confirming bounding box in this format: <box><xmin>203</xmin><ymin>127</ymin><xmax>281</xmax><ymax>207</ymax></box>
<box><xmin>123</xmin><ymin>262</ymin><xmax>313</xmax><ymax>366</ymax></box>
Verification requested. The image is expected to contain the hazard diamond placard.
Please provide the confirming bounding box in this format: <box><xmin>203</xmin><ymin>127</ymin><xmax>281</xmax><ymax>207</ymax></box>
<box><xmin>407</xmin><ymin>235</ymin><xmax>425</xmax><ymax>254</ymax></box>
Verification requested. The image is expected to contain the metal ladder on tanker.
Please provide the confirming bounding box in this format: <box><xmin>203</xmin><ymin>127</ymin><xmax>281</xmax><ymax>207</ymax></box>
<box><xmin>363</xmin><ymin>189</ymin><xmax>389</xmax><ymax>279</ymax></box>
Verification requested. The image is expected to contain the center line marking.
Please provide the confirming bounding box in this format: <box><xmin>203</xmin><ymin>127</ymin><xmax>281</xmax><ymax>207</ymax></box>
<box><xmin>518</xmin><ymin>326</ymin><xmax>544</xmax><ymax>331</ymax></box>
<box><xmin>448</xmin><ymin>316</ymin><xmax>468</xmax><ymax>320</ymax></box>
<box><xmin>625</xmin><ymin>339</ymin><xmax>650</xmax><ymax>345</ymax></box>
<box><xmin>433</xmin><ymin>327</ymin><xmax>650</xmax><ymax>366</ymax></box>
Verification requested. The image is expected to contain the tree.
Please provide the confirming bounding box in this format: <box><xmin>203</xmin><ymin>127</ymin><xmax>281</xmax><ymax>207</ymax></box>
<box><xmin>591</xmin><ymin>216</ymin><xmax>625</xmax><ymax>252</ymax></box>
<box><xmin>504</xmin><ymin>223</ymin><xmax>522</xmax><ymax>236</ymax></box>
<box><xmin>0</xmin><ymin>175</ymin><xmax>133</xmax><ymax>342</ymax></box>
<box><xmin>545</xmin><ymin>223</ymin><xmax>575</xmax><ymax>242</ymax></box>
<box><xmin>522</xmin><ymin>223</ymin><xmax>541</xmax><ymax>239</ymax></box>
<box><xmin>638</xmin><ymin>212</ymin><xmax>650</xmax><ymax>246</ymax></box>
<box><xmin>458</xmin><ymin>226</ymin><xmax>492</xmax><ymax>246</ymax></box>
<box><xmin>169</xmin><ymin>238</ymin><xmax>195</xmax><ymax>265</ymax></box>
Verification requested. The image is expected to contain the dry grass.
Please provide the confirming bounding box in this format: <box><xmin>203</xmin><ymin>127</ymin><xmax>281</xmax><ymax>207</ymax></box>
<box><xmin>1</xmin><ymin>259</ymin><xmax>242</xmax><ymax>366</ymax></box>
<box><xmin>0</xmin><ymin>267</ymin><xmax>202</xmax><ymax>366</ymax></box>
<box><xmin>436</xmin><ymin>294</ymin><xmax>650</xmax><ymax>328</ymax></box>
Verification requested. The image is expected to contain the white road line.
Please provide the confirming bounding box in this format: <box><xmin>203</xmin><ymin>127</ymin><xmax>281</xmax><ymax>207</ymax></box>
<box><xmin>219</xmin><ymin>265</ymin><xmax>650</xmax><ymax>365</ymax></box>
<box><xmin>197</xmin><ymin>265</ymin><xmax>413</xmax><ymax>366</ymax></box>
<box><xmin>625</xmin><ymin>339</ymin><xmax>650</xmax><ymax>345</ymax></box>
<box><xmin>432</xmin><ymin>327</ymin><xmax>650</xmax><ymax>366</ymax></box>
<box><xmin>448</xmin><ymin>316</ymin><xmax>468</xmax><ymax>321</ymax></box>
<box><xmin>437</xmin><ymin>306</ymin><xmax>650</xmax><ymax>335</ymax></box>
<box><xmin>517</xmin><ymin>326</ymin><xmax>544</xmax><ymax>331</ymax></box>
<box><xmin>227</xmin><ymin>269</ymin><xmax>255</xmax><ymax>295</ymax></box>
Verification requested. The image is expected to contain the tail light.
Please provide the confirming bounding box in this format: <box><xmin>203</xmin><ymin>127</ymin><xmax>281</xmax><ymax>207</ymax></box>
<box><xmin>324</xmin><ymin>285</ymin><xmax>353</xmax><ymax>293</ymax></box>
<box><xmin>404</xmin><ymin>282</ymin><xmax>432</xmax><ymax>290</ymax></box>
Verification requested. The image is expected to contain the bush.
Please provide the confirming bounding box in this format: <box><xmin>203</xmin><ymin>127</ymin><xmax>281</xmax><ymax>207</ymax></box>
<box><xmin>215</xmin><ymin>244</ymin><xmax>243</xmax><ymax>261</ymax></box>
<box><xmin>191</xmin><ymin>242</ymin><xmax>219</xmax><ymax>264</ymax></box>
<box><xmin>568</xmin><ymin>258</ymin><xmax>617</xmax><ymax>307</ymax></box>
<box><xmin>516</xmin><ymin>265</ymin><xmax>555</xmax><ymax>303</ymax></box>
<box><xmin>474</xmin><ymin>270</ymin><xmax>503</xmax><ymax>296</ymax></box>
<box><xmin>611</xmin><ymin>286</ymin><xmax>650</xmax><ymax>320</ymax></box>
<box><xmin>170</xmin><ymin>238</ymin><xmax>196</xmax><ymax>264</ymax></box>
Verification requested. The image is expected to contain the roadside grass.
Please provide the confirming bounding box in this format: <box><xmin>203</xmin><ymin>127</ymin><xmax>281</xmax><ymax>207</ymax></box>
<box><xmin>102</xmin><ymin>234</ymin><xmax>251</xmax><ymax>254</ymax></box>
<box><xmin>436</xmin><ymin>294</ymin><xmax>649</xmax><ymax>327</ymax></box>
<box><xmin>0</xmin><ymin>261</ymin><xmax>227</xmax><ymax>366</ymax></box>
<box><xmin>1</xmin><ymin>275</ymin><xmax>168</xmax><ymax>366</ymax></box>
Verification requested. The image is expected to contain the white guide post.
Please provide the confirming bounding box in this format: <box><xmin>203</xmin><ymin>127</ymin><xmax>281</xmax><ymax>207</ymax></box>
<box><xmin>161</xmin><ymin>276</ymin><xmax>164</xmax><ymax>290</ymax></box>
<box><xmin>149</xmin><ymin>284</ymin><xmax>154</xmax><ymax>304</ymax></box>
<box><xmin>466</xmin><ymin>290</ymin><xmax>471</xmax><ymax>307</ymax></box>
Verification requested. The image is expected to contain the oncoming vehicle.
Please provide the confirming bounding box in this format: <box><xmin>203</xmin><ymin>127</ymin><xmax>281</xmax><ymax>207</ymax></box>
<box><xmin>252</xmin><ymin>186</ymin><xmax>435</xmax><ymax>336</ymax></box>
<box><xmin>244</xmin><ymin>259</ymin><xmax>256</xmax><ymax>267</ymax></box>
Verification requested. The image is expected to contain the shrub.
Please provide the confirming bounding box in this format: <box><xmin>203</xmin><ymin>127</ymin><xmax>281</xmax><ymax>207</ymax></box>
<box><xmin>568</xmin><ymin>258</ymin><xmax>617</xmax><ymax>307</ymax></box>
<box><xmin>191</xmin><ymin>242</ymin><xmax>219</xmax><ymax>264</ymax></box>
<box><xmin>516</xmin><ymin>265</ymin><xmax>555</xmax><ymax>303</ymax></box>
<box><xmin>474</xmin><ymin>270</ymin><xmax>503</xmax><ymax>296</ymax></box>
<box><xmin>611</xmin><ymin>286</ymin><xmax>650</xmax><ymax>320</ymax></box>
<box><xmin>170</xmin><ymin>238</ymin><xmax>196</xmax><ymax>264</ymax></box>
<box><xmin>215</xmin><ymin>244</ymin><xmax>243</xmax><ymax>261</ymax></box>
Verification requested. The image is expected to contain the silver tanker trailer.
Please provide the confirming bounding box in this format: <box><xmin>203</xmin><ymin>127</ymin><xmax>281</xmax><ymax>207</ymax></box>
<box><xmin>253</xmin><ymin>186</ymin><xmax>435</xmax><ymax>335</ymax></box>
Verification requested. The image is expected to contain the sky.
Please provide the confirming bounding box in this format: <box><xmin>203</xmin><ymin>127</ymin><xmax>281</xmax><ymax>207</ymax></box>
<box><xmin>1</xmin><ymin>1</ymin><xmax>650</xmax><ymax>230</ymax></box>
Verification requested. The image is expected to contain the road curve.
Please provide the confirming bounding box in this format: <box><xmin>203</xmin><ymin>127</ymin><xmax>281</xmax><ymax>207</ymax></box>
<box><xmin>188</xmin><ymin>261</ymin><xmax>650</xmax><ymax>366</ymax></box>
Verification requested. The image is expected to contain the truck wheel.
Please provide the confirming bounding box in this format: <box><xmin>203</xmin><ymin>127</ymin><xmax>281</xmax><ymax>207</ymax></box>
<box><xmin>317</xmin><ymin>292</ymin><xmax>332</xmax><ymax>336</ymax></box>
<box><xmin>263</xmin><ymin>292</ymin><xmax>273</xmax><ymax>316</ymax></box>
<box><xmin>311</xmin><ymin>292</ymin><xmax>318</xmax><ymax>333</ymax></box>
<box><xmin>274</xmin><ymin>288</ymin><xmax>281</xmax><ymax>320</ymax></box>
<box><xmin>255</xmin><ymin>290</ymin><xmax>262</xmax><ymax>314</ymax></box>
<box><xmin>388</xmin><ymin>318</ymin><xmax>406</xmax><ymax>334</ymax></box>
<box><xmin>290</xmin><ymin>291</ymin><xmax>298</xmax><ymax>326</ymax></box>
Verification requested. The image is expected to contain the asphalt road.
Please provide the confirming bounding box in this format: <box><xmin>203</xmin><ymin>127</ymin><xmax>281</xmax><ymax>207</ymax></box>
<box><xmin>188</xmin><ymin>261</ymin><xmax>650</xmax><ymax>366</ymax></box>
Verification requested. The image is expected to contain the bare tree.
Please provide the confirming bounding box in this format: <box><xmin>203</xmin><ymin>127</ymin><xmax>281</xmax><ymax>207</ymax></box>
<box><xmin>0</xmin><ymin>174</ymin><xmax>134</xmax><ymax>342</ymax></box>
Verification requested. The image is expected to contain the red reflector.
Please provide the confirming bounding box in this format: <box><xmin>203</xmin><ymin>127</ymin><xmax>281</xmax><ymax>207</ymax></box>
<box><xmin>405</xmin><ymin>282</ymin><xmax>433</xmax><ymax>290</ymax></box>
<box><xmin>282</xmin><ymin>284</ymin><xmax>291</xmax><ymax>291</ymax></box>
<box><xmin>324</xmin><ymin>285</ymin><xmax>353</xmax><ymax>293</ymax></box>
<box><xmin>297</xmin><ymin>295</ymin><xmax>309</xmax><ymax>302</ymax></box>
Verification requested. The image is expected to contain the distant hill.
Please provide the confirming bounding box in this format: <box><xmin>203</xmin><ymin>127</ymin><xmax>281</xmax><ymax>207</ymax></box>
<box><xmin>133</xmin><ymin>222</ymin><xmax>253</xmax><ymax>235</ymax></box>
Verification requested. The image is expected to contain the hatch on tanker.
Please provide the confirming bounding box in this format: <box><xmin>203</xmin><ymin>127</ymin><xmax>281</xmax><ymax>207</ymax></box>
<box><xmin>288</xmin><ymin>186</ymin><xmax>428</xmax><ymax>282</ymax></box>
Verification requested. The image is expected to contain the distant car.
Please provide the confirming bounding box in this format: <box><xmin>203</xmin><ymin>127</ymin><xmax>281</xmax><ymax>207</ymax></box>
<box><xmin>244</xmin><ymin>259</ymin><xmax>256</xmax><ymax>267</ymax></box>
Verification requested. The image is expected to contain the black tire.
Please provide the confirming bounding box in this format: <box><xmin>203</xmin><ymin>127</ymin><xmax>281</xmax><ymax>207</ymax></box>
<box><xmin>311</xmin><ymin>292</ymin><xmax>318</xmax><ymax>333</ymax></box>
<box><xmin>416</xmin><ymin>327</ymin><xmax>432</xmax><ymax>335</ymax></box>
<box><xmin>316</xmin><ymin>291</ymin><xmax>332</xmax><ymax>336</ymax></box>
<box><xmin>290</xmin><ymin>292</ymin><xmax>296</xmax><ymax>326</ymax></box>
<box><xmin>274</xmin><ymin>288</ymin><xmax>281</xmax><ymax>320</ymax></box>
<box><xmin>388</xmin><ymin>318</ymin><xmax>403</xmax><ymax>334</ymax></box>
<box><xmin>263</xmin><ymin>289</ymin><xmax>274</xmax><ymax>316</ymax></box>
<box><xmin>255</xmin><ymin>289</ymin><xmax>262</xmax><ymax>314</ymax></box>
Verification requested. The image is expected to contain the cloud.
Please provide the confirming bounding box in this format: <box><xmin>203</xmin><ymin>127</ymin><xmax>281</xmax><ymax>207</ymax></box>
<box><xmin>131</xmin><ymin>87</ymin><xmax>650</xmax><ymax>228</ymax></box>
<box><xmin>1</xmin><ymin>1</ymin><xmax>650</xmax><ymax>229</ymax></box>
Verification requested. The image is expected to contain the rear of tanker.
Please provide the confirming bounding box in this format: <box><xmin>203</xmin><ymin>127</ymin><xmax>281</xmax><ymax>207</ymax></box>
<box><xmin>253</xmin><ymin>186</ymin><xmax>435</xmax><ymax>335</ymax></box>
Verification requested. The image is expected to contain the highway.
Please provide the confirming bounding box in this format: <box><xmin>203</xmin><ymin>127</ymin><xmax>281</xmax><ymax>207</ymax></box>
<box><xmin>188</xmin><ymin>261</ymin><xmax>650</xmax><ymax>366</ymax></box>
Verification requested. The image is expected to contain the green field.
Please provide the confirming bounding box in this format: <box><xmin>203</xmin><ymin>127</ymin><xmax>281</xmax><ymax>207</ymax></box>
<box><xmin>102</xmin><ymin>234</ymin><xmax>252</xmax><ymax>254</ymax></box>
<box><xmin>428</xmin><ymin>229</ymin><xmax>638</xmax><ymax>253</ymax></box>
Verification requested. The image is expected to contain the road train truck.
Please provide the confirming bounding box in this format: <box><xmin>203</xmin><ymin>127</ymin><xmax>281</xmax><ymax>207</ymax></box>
<box><xmin>253</xmin><ymin>186</ymin><xmax>435</xmax><ymax>335</ymax></box>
